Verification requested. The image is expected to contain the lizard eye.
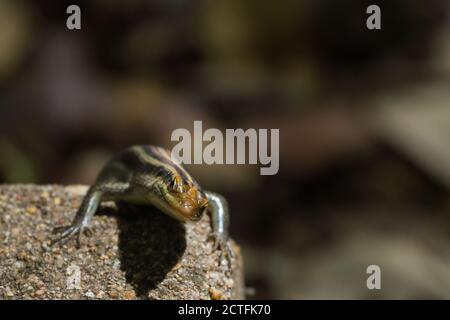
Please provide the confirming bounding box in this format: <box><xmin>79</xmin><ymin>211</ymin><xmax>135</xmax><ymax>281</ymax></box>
<box><xmin>169</xmin><ymin>179</ymin><xmax>177</xmax><ymax>190</ymax></box>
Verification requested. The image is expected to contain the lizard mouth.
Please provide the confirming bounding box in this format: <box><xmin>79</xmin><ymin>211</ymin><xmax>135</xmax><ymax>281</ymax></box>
<box><xmin>177</xmin><ymin>198</ymin><xmax>207</xmax><ymax>221</ymax></box>
<box><xmin>153</xmin><ymin>181</ymin><xmax>208</xmax><ymax>222</ymax></box>
<box><xmin>174</xmin><ymin>188</ymin><xmax>208</xmax><ymax>221</ymax></box>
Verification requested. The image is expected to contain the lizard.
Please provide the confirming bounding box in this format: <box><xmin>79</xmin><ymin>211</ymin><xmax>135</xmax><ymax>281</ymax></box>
<box><xmin>51</xmin><ymin>145</ymin><xmax>233</xmax><ymax>262</ymax></box>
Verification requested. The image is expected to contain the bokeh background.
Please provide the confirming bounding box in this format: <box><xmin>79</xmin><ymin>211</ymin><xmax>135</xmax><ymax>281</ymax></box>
<box><xmin>2</xmin><ymin>0</ymin><xmax>450</xmax><ymax>299</ymax></box>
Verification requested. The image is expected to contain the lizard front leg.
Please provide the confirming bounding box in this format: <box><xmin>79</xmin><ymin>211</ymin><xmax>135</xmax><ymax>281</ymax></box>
<box><xmin>51</xmin><ymin>182</ymin><xmax>130</xmax><ymax>246</ymax></box>
<box><xmin>204</xmin><ymin>191</ymin><xmax>234</xmax><ymax>262</ymax></box>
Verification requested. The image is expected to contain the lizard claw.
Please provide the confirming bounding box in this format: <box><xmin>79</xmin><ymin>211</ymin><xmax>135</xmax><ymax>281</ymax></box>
<box><xmin>51</xmin><ymin>224</ymin><xmax>92</xmax><ymax>247</ymax></box>
<box><xmin>209</xmin><ymin>233</ymin><xmax>234</xmax><ymax>266</ymax></box>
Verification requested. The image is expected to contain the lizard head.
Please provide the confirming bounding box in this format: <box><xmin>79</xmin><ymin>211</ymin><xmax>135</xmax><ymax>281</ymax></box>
<box><xmin>152</xmin><ymin>171</ymin><xmax>209</xmax><ymax>222</ymax></box>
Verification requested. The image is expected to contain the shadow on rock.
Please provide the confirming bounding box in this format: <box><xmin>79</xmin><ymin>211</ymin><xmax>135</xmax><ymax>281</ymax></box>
<box><xmin>112</xmin><ymin>204</ymin><xmax>186</xmax><ymax>299</ymax></box>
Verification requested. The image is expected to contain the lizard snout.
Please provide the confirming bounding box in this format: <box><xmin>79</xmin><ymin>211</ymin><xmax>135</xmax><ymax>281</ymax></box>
<box><xmin>178</xmin><ymin>187</ymin><xmax>208</xmax><ymax>221</ymax></box>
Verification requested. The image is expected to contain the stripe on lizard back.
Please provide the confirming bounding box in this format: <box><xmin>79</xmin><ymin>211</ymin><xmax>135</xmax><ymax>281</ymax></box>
<box><xmin>130</xmin><ymin>145</ymin><xmax>198</xmax><ymax>189</ymax></box>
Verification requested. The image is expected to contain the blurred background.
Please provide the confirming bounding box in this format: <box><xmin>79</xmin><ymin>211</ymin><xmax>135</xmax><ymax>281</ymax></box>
<box><xmin>2</xmin><ymin>0</ymin><xmax>450</xmax><ymax>299</ymax></box>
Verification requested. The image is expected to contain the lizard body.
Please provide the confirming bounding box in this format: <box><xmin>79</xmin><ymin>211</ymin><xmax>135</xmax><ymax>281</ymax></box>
<box><xmin>52</xmin><ymin>145</ymin><xmax>232</xmax><ymax>260</ymax></box>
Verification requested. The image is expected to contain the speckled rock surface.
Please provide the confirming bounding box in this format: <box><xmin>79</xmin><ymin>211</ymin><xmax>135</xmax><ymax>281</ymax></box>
<box><xmin>0</xmin><ymin>184</ymin><xmax>244</xmax><ymax>300</ymax></box>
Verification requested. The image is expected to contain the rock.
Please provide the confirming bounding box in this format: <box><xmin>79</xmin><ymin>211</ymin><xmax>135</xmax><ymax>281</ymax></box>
<box><xmin>0</xmin><ymin>184</ymin><xmax>244</xmax><ymax>300</ymax></box>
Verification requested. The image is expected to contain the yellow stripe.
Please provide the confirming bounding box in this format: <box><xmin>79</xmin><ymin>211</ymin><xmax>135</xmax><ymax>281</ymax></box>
<box><xmin>156</xmin><ymin>147</ymin><xmax>195</xmax><ymax>185</ymax></box>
